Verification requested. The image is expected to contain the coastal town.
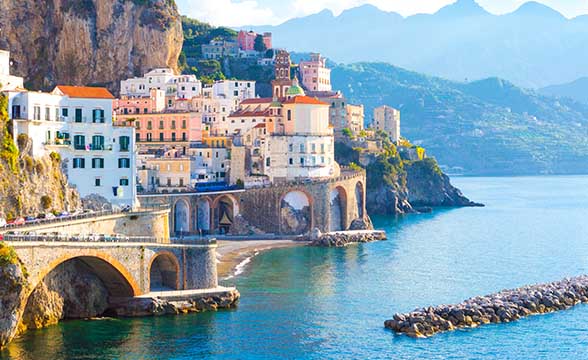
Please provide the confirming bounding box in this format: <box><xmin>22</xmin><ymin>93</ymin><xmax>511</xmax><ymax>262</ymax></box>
<box><xmin>0</xmin><ymin>31</ymin><xmax>403</xmax><ymax>236</ymax></box>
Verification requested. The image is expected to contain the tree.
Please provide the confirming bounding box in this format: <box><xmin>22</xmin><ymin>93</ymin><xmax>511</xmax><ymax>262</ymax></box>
<box><xmin>254</xmin><ymin>35</ymin><xmax>267</xmax><ymax>52</ymax></box>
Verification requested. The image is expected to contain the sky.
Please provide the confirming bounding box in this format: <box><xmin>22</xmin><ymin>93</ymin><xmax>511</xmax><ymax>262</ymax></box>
<box><xmin>176</xmin><ymin>0</ymin><xmax>588</xmax><ymax>26</ymax></box>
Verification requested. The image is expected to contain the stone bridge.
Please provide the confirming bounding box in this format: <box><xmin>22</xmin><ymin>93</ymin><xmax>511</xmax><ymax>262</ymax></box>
<box><xmin>9</xmin><ymin>241</ymin><xmax>218</xmax><ymax>297</ymax></box>
<box><xmin>138</xmin><ymin>169</ymin><xmax>367</xmax><ymax>236</ymax></box>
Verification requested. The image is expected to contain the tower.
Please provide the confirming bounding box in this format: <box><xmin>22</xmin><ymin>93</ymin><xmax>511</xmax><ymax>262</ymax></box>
<box><xmin>272</xmin><ymin>50</ymin><xmax>293</xmax><ymax>98</ymax></box>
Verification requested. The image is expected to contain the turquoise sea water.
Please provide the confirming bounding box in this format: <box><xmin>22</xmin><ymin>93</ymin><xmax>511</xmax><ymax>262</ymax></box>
<box><xmin>4</xmin><ymin>176</ymin><xmax>588</xmax><ymax>359</ymax></box>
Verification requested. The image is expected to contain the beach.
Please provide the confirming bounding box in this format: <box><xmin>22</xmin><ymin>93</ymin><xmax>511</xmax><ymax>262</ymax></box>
<box><xmin>216</xmin><ymin>239</ymin><xmax>306</xmax><ymax>279</ymax></box>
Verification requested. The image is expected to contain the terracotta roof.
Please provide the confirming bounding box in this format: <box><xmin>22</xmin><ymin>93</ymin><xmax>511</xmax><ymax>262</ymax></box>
<box><xmin>54</xmin><ymin>85</ymin><xmax>115</xmax><ymax>99</ymax></box>
<box><xmin>240</xmin><ymin>97</ymin><xmax>273</xmax><ymax>105</ymax></box>
<box><xmin>229</xmin><ymin>109</ymin><xmax>272</xmax><ymax>117</ymax></box>
<box><xmin>254</xmin><ymin>123</ymin><xmax>266</xmax><ymax>128</ymax></box>
<box><xmin>282</xmin><ymin>96</ymin><xmax>328</xmax><ymax>105</ymax></box>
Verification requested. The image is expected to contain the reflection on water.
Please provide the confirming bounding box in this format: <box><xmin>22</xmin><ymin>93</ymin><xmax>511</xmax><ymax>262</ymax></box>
<box><xmin>4</xmin><ymin>176</ymin><xmax>588</xmax><ymax>359</ymax></box>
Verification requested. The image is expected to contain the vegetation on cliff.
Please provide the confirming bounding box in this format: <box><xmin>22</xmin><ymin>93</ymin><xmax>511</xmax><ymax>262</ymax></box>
<box><xmin>335</xmin><ymin>133</ymin><xmax>478</xmax><ymax>215</ymax></box>
<box><xmin>0</xmin><ymin>95</ymin><xmax>79</xmax><ymax>219</ymax></box>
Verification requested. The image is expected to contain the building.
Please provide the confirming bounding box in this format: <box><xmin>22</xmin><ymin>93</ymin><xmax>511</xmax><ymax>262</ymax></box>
<box><xmin>265</xmin><ymin>83</ymin><xmax>337</xmax><ymax>182</ymax></box>
<box><xmin>120</xmin><ymin>68</ymin><xmax>202</xmax><ymax>99</ymax></box>
<box><xmin>345</xmin><ymin>104</ymin><xmax>365</xmax><ymax>134</ymax></box>
<box><xmin>271</xmin><ymin>50</ymin><xmax>293</xmax><ymax>98</ymax></box>
<box><xmin>202</xmin><ymin>40</ymin><xmax>239</xmax><ymax>59</ymax></box>
<box><xmin>138</xmin><ymin>151</ymin><xmax>191</xmax><ymax>193</ymax></box>
<box><xmin>8</xmin><ymin>86</ymin><xmax>137</xmax><ymax>207</ymax></box>
<box><xmin>299</xmin><ymin>53</ymin><xmax>332</xmax><ymax>92</ymax></box>
<box><xmin>114</xmin><ymin>88</ymin><xmax>166</xmax><ymax>115</ymax></box>
<box><xmin>0</xmin><ymin>50</ymin><xmax>23</xmax><ymax>91</ymax></box>
<box><xmin>373</xmin><ymin>105</ymin><xmax>400</xmax><ymax>142</ymax></box>
<box><xmin>237</xmin><ymin>31</ymin><xmax>272</xmax><ymax>51</ymax></box>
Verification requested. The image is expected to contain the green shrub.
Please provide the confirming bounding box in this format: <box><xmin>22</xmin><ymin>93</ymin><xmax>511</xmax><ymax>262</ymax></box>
<box><xmin>0</xmin><ymin>243</ymin><xmax>18</xmax><ymax>266</ymax></box>
<box><xmin>342</xmin><ymin>128</ymin><xmax>353</xmax><ymax>138</ymax></box>
<box><xmin>49</xmin><ymin>152</ymin><xmax>61</xmax><ymax>163</ymax></box>
<box><xmin>41</xmin><ymin>195</ymin><xmax>52</xmax><ymax>210</ymax></box>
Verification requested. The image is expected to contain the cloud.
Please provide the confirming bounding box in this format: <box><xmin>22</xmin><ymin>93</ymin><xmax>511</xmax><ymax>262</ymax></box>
<box><xmin>176</xmin><ymin>0</ymin><xmax>588</xmax><ymax>26</ymax></box>
<box><xmin>176</xmin><ymin>0</ymin><xmax>277</xmax><ymax>26</ymax></box>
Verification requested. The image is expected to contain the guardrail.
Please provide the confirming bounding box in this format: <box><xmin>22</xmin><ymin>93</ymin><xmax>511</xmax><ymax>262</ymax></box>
<box><xmin>2</xmin><ymin>234</ymin><xmax>216</xmax><ymax>245</ymax></box>
<box><xmin>1</xmin><ymin>204</ymin><xmax>170</xmax><ymax>230</ymax></box>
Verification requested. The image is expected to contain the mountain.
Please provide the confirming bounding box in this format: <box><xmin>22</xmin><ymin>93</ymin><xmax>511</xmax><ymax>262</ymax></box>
<box><xmin>248</xmin><ymin>1</ymin><xmax>588</xmax><ymax>88</ymax></box>
<box><xmin>331</xmin><ymin>63</ymin><xmax>588</xmax><ymax>175</ymax></box>
<box><xmin>0</xmin><ymin>0</ymin><xmax>183</xmax><ymax>92</ymax></box>
<box><xmin>539</xmin><ymin>77</ymin><xmax>588</xmax><ymax>104</ymax></box>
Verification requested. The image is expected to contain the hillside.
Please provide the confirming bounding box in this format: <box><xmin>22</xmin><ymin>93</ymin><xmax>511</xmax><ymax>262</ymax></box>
<box><xmin>0</xmin><ymin>0</ymin><xmax>183</xmax><ymax>92</ymax></box>
<box><xmin>539</xmin><ymin>78</ymin><xmax>588</xmax><ymax>104</ymax></box>
<box><xmin>331</xmin><ymin>63</ymin><xmax>588</xmax><ymax>175</ymax></box>
<box><xmin>248</xmin><ymin>1</ymin><xmax>588</xmax><ymax>89</ymax></box>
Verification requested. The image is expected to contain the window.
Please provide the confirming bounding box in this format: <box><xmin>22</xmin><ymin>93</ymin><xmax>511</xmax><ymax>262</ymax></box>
<box><xmin>147</xmin><ymin>121</ymin><xmax>152</xmax><ymax>130</ymax></box>
<box><xmin>289</xmin><ymin>158</ymin><xmax>293</xmax><ymax>165</ymax></box>
<box><xmin>62</xmin><ymin>108</ymin><xmax>69</xmax><ymax>118</ymax></box>
<box><xmin>45</xmin><ymin>107</ymin><xmax>50</xmax><ymax>121</ymax></box>
<box><xmin>33</xmin><ymin>106</ymin><xmax>41</xmax><ymax>120</ymax></box>
<box><xmin>118</xmin><ymin>158</ymin><xmax>131</xmax><ymax>168</ymax></box>
<box><xmin>171</xmin><ymin>120</ymin><xmax>176</xmax><ymax>129</ymax></box>
<box><xmin>119</xmin><ymin>136</ymin><xmax>130</xmax><ymax>152</ymax></box>
<box><xmin>75</xmin><ymin>108</ymin><xmax>82</xmax><ymax>123</ymax></box>
<box><xmin>73</xmin><ymin>135</ymin><xmax>86</xmax><ymax>150</ymax></box>
<box><xmin>233</xmin><ymin>90</ymin><xmax>238</xmax><ymax>96</ymax></box>
<box><xmin>179</xmin><ymin>178</ymin><xmax>184</xmax><ymax>187</ymax></box>
<box><xmin>73</xmin><ymin>158</ymin><xmax>85</xmax><ymax>169</ymax></box>
<box><xmin>266</xmin><ymin>157</ymin><xmax>270</xmax><ymax>167</ymax></box>
<box><xmin>171</xmin><ymin>133</ymin><xmax>176</xmax><ymax>141</ymax></box>
<box><xmin>55</xmin><ymin>108</ymin><xmax>59</xmax><ymax>121</ymax></box>
<box><xmin>300</xmin><ymin>144</ymin><xmax>305</xmax><ymax>153</ymax></box>
<box><xmin>312</xmin><ymin>144</ymin><xmax>316</xmax><ymax>153</ymax></box>
<box><xmin>300</xmin><ymin>157</ymin><xmax>304</xmax><ymax>165</ymax></box>
<box><xmin>92</xmin><ymin>109</ymin><xmax>105</xmax><ymax>123</ymax></box>
<box><xmin>182</xmin><ymin>119</ymin><xmax>187</xmax><ymax>129</ymax></box>
<box><xmin>159</xmin><ymin>120</ymin><xmax>164</xmax><ymax>129</ymax></box>
<box><xmin>136</xmin><ymin>133</ymin><xmax>140</xmax><ymax>142</ymax></box>
<box><xmin>321</xmin><ymin>144</ymin><xmax>325</xmax><ymax>153</ymax></box>
<box><xmin>120</xmin><ymin>178</ymin><xmax>129</xmax><ymax>186</ymax></box>
<box><xmin>159</xmin><ymin>133</ymin><xmax>164</xmax><ymax>141</ymax></box>
<box><xmin>95</xmin><ymin>178</ymin><xmax>101</xmax><ymax>187</ymax></box>
<box><xmin>92</xmin><ymin>158</ymin><xmax>104</xmax><ymax>168</ymax></box>
<box><xmin>92</xmin><ymin>135</ymin><xmax>105</xmax><ymax>150</ymax></box>
<box><xmin>182</xmin><ymin>133</ymin><xmax>187</xmax><ymax>141</ymax></box>
<box><xmin>147</xmin><ymin>133</ymin><xmax>152</xmax><ymax>141</ymax></box>
<box><xmin>167</xmin><ymin>178</ymin><xmax>171</xmax><ymax>186</ymax></box>
<box><xmin>287</xmin><ymin>110</ymin><xmax>291</xmax><ymax>121</ymax></box>
<box><xmin>288</xmin><ymin>144</ymin><xmax>293</xmax><ymax>152</ymax></box>
<box><xmin>135</xmin><ymin>121</ymin><xmax>140</xmax><ymax>129</ymax></box>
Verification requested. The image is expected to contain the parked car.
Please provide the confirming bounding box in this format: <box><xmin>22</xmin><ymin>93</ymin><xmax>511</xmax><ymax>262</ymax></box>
<box><xmin>45</xmin><ymin>213</ymin><xmax>56</xmax><ymax>220</ymax></box>
<box><xmin>0</xmin><ymin>218</ymin><xmax>6</xmax><ymax>227</ymax></box>
<box><xmin>57</xmin><ymin>211</ymin><xmax>70</xmax><ymax>218</ymax></box>
<box><xmin>25</xmin><ymin>216</ymin><xmax>37</xmax><ymax>223</ymax></box>
<box><xmin>8</xmin><ymin>217</ymin><xmax>25</xmax><ymax>226</ymax></box>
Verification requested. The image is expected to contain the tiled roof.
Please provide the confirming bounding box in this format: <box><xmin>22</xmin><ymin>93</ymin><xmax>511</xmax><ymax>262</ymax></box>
<box><xmin>240</xmin><ymin>97</ymin><xmax>273</xmax><ymax>105</ymax></box>
<box><xmin>54</xmin><ymin>85</ymin><xmax>115</xmax><ymax>99</ymax></box>
<box><xmin>282</xmin><ymin>96</ymin><xmax>328</xmax><ymax>105</ymax></box>
<box><xmin>229</xmin><ymin>109</ymin><xmax>272</xmax><ymax>117</ymax></box>
<box><xmin>254</xmin><ymin>123</ymin><xmax>266</xmax><ymax>128</ymax></box>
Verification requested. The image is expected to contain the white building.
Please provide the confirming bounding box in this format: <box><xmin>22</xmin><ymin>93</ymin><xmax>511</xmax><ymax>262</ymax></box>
<box><xmin>373</xmin><ymin>105</ymin><xmax>400</xmax><ymax>143</ymax></box>
<box><xmin>265</xmin><ymin>84</ymin><xmax>337</xmax><ymax>182</ymax></box>
<box><xmin>299</xmin><ymin>53</ymin><xmax>332</xmax><ymax>92</ymax></box>
<box><xmin>188</xmin><ymin>145</ymin><xmax>230</xmax><ymax>184</ymax></box>
<box><xmin>8</xmin><ymin>86</ymin><xmax>137</xmax><ymax>207</ymax></box>
<box><xmin>0</xmin><ymin>50</ymin><xmax>24</xmax><ymax>91</ymax></box>
<box><xmin>207</xmin><ymin>80</ymin><xmax>256</xmax><ymax>102</ymax></box>
<box><xmin>120</xmin><ymin>68</ymin><xmax>202</xmax><ymax>100</ymax></box>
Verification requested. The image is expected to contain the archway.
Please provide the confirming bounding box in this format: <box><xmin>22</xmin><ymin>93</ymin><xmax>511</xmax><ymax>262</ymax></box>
<box><xmin>196</xmin><ymin>198</ymin><xmax>212</xmax><ymax>234</ymax></box>
<box><xmin>174</xmin><ymin>199</ymin><xmax>190</xmax><ymax>235</ymax></box>
<box><xmin>356</xmin><ymin>181</ymin><xmax>364</xmax><ymax>218</ymax></box>
<box><xmin>280</xmin><ymin>191</ymin><xmax>312</xmax><ymax>235</ymax></box>
<box><xmin>214</xmin><ymin>195</ymin><xmax>237</xmax><ymax>234</ymax></box>
<box><xmin>329</xmin><ymin>187</ymin><xmax>347</xmax><ymax>232</ymax></box>
<box><xmin>149</xmin><ymin>253</ymin><xmax>180</xmax><ymax>292</ymax></box>
<box><xmin>22</xmin><ymin>255</ymin><xmax>138</xmax><ymax>330</ymax></box>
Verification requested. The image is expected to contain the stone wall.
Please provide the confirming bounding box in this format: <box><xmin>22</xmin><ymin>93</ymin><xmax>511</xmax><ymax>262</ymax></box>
<box><xmin>0</xmin><ymin>210</ymin><xmax>170</xmax><ymax>240</ymax></box>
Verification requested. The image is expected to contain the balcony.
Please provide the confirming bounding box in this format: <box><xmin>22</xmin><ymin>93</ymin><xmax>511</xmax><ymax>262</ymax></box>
<box><xmin>72</xmin><ymin>144</ymin><xmax>113</xmax><ymax>151</ymax></box>
<box><xmin>137</xmin><ymin>137</ymin><xmax>189</xmax><ymax>143</ymax></box>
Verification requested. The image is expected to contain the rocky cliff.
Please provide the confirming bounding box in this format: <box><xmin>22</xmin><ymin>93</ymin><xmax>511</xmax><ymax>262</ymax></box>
<box><xmin>0</xmin><ymin>0</ymin><xmax>183</xmax><ymax>92</ymax></box>
<box><xmin>0</xmin><ymin>244</ymin><xmax>28</xmax><ymax>349</ymax></box>
<box><xmin>0</xmin><ymin>95</ymin><xmax>79</xmax><ymax>219</ymax></box>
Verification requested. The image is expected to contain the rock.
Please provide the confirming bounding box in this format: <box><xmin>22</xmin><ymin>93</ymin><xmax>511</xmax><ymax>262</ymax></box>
<box><xmin>310</xmin><ymin>231</ymin><xmax>387</xmax><ymax>247</ymax></box>
<box><xmin>309</xmin><ymin>228</ymin><xmax>322</xmax><ymax>242</ymax></box>
<box><xmin>0</xmin><ymin>0</ymin><xmax>183</xmax><ymax>93</ymax></box>
<box><xmin>348</xmin><ymin>217</ymin><xmax>374</xmax><ymax>230</ymax></box>
<box><xmin>0</xmin><ymin>262</ymin><xmax>28</xmax><ymax>349</ymax></box>
<box><xmin>81</xmin><ymin>194</ymin><xmax>112</xmax><ymax>211</ymax></box>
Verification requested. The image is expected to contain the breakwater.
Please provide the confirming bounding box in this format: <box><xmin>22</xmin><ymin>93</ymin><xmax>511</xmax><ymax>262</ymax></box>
<box><xmin>385</xmin><ymin>276</ymin><xmax>588</xmax><ymax>338</ymax></box>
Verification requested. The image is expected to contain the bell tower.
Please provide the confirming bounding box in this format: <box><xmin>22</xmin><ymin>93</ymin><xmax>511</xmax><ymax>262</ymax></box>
<box><xmin>272</xmin><ymin>50</ymin><xmax>293</xmax><ymax>98</ymax></box>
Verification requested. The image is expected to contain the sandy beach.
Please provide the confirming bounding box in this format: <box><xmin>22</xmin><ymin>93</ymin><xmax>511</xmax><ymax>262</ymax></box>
<box><xmin>216</xmin><ymin>239</ymin><xmax>306</xmax><ymax>279</ymax></box>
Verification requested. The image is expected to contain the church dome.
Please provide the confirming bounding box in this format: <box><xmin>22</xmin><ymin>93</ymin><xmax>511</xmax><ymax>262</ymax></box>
<box><xmin>286</xmin><ymin>77</ymin><xmax>305</xmax><ymax>97</ymax></box>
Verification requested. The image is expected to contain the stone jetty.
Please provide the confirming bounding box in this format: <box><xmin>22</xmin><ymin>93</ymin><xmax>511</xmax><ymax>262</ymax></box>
<box><xmin>385</xmin><ymin>276</ymin><xmax>588</xmax><ymax>338</ymax></box>
<box><xmin>310</xmin><ymin>229</ymin><xmax>387</xmax><ymax>247</ymax></box>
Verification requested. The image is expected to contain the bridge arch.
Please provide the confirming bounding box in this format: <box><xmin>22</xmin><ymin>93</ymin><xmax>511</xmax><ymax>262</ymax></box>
<box><xmin>329</xmin><ymin>186</ymin><xmax>347</xmax><ymax>231</ymax></box>
<box><xmin>213</xmin><ymin>195</ymin><xmax>239</xmax><ymax>234</ymax></box>
<box><xmin>356</xmin><ymin>181</ymin><xmax>365</xmax><ymax>218</ymax></box>
<box><xmin>173</xmin><ymin>198</ymin><xmax>190</xmax><ymax>235</ymax></box>
<box><xmin>279</xmin><ymin>190</ymin><xmax>313</xmax><ymax>235</ymax></box>
<box><xmin>196</xmin><ymin>197</ymin><xmax>213</xmax><ymax>234</ymax></box>
<box><xmin>148</xmin><ymin>251</ymin><xmax>181</xmax><ymax>292</ymax></box>
<box><xmin>31</xmin><ymin>252</ymin><xmax>141</xmax><ymax>298</ymax></box>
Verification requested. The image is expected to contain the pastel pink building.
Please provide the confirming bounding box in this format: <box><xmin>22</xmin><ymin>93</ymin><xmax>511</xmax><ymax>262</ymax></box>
<box><xmin>238</xmin><ymin>31</ymin><xmax>272</xmax><ymax>51</ymax></box>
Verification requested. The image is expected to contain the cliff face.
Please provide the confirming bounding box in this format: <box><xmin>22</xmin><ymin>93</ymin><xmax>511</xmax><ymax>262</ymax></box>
<box><xmin>0</xmin><ymin>0</ymin><xmax>183</xmax><ymax>92</ymax></box>
<box><xmin>0</xmin><ymin>244</ymin><xmax>28</xmax><ymax>349</ymax></box>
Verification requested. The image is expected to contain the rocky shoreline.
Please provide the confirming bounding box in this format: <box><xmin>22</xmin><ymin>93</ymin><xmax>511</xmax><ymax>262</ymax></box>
<box><xmin>310</xmin><ymin>230</ymin><xmax>387</xmax><ymax>247</ymax></box>
<box><xmin>107</xmin><ymin>289</ymin><xmax>240</xmax><ymax>317</ymax></box>
<box><xmin>385</xmin><ymin>276</ymin><xmax>588</xmax><ymax>338</ymax></box>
